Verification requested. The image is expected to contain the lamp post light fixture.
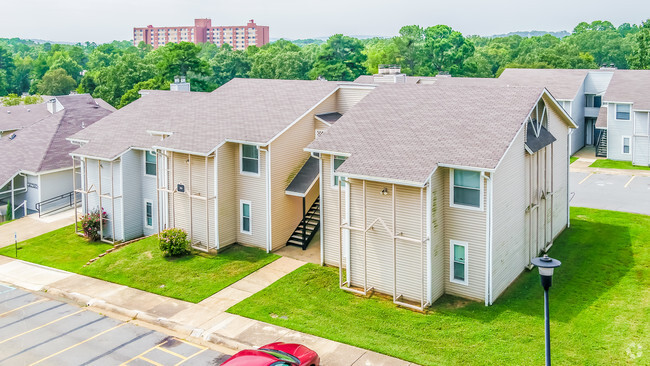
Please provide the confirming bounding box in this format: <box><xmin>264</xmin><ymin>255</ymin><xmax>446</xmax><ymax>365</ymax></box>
<box><xmin>531</xmin><ymin>254</ymin><xmax>562</xmax><ymax>366</ymax></box>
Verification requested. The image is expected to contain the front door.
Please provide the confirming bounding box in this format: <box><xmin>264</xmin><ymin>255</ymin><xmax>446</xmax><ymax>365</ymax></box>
<box><xmin>585</xmin><ymin>119</ymin><xmax>594</xmax><ymax>145</ymax></box>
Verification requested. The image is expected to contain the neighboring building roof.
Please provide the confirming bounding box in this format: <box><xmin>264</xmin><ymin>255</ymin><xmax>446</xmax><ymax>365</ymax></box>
<box><xmin>285</xmin><ymin>156</ymin><xmax>319</xmax><ymax>197</ymax></box>
<box><xmin>0</xmin><ymin>103</ymin><xmax>51</xmax><ymax>132</ymax></box>
<box><xmin>0</xmin><ymin>94</ymin><xmax>113</xmax><ymax>187</ymax></box>
<box><xmin>602</xmin><ymin>70</ymin><xmax>650</xmax><ymax>110</ymax></box>
<box><xmin>498</xmin><ymin>68</ymin><xmax>592</xmax><ymax>101</ymax></box>
<box><xmin>595</xmin><ymin>105</ymin><xmax>608</xmax><ymax>129</ymax></box>
<box><xmin>307</xmin><ymin>84</ymin><xmax>555</xmax><ymax>185</ymax></box>
<box><xmin>354</xmin><ymin>75</ymin><xmax>437</xmax><ymax>84</ymax></box>
<box><xmin>70</xmin><ymin>78</ymin><xmax>341</xmax><ymax>160</ymax></box>
<box><xmin>315</xmin><ymin>112</ymin><xmax>343</xmax><ymax>124</ymax></box>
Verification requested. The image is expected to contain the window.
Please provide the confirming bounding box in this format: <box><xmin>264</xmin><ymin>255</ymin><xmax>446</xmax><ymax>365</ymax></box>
<box><xmin>145</xmin><ymin>201</ymin><xmax>153</xmax><ymax>228</ymax></box>
<box><xmin>451</xmin><ymin>169</ymin><xmax>482</xmax><ymax>209</ymax></box>
<box><xmin>623</xmin><ymin>136</ymin><xmax>631</xmax><ymax>154</ymax></box>
<box><xmin>594</xmin><ymin>95</ymin><xmax>602</xmax><ymax>108</ymax></box>
<box><xmin>241</xmin><ymin>144</ymin><xmax>259</xmax><ymax>174</ymax></box>
<box><xmin>332</xmin><ymin>155</ymin><xmax>347</xmax><ymax>187</ymax></box>
<box><xmin>616</xmin><ymin>104</ymin><xmax>631</xmax><ymax>120</ymax></box>
<box><xmin>145</xmin><ymin>151</ymin><xmax>156</xmax><ymax>176</ymax></box>
<box><xmin>450</xmin><ymin>241</ymin><xmax>468</xmax><ymax>285</ymax></box>
<box><xmin>240</xmin><ymin>200</ymin><xmax>251</xmax><ymax>234</ymax></box>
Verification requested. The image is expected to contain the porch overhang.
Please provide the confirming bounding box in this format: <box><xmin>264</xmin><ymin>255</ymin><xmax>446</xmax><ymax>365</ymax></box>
<box><xmin>285</xmin><ymin>156</ymin><xmax>320</xmax><ymax>197</ymax></box>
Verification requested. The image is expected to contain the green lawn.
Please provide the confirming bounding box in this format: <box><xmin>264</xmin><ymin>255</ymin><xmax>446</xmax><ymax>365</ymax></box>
<box><xmin>228</xmin><ymin>208</ymin><xmax>650</xmax><ymax>365</ymax></box>
<box><xmin>570</xmin><ymin>156</ymin><xmax>578</xmax><ymax>164</ymax></box>
<box><xmin>0</xmin><ymin>225</ymin><xmax>279</xmax><ymax>303</ymax></box>
<box><xmin>590</xmin><ymin>159</ymin><xmax>650</xmax><ymax>170</ymax></box>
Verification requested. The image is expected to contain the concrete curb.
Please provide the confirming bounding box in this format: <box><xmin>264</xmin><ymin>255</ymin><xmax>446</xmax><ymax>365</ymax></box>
<box><xmin>40</xmin><ymin>284</ymin><xmax>255</xmax><ymax>352</ymax></box>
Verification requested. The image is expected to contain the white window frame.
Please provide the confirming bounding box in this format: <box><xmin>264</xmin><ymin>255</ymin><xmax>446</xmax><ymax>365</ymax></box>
<box><xmin>144</xmin><ymin>150</ymin><xmax>157</xmax><ymax>177</ymax></box>
<box><xmin>449</xmin><ymin>169</ymin><xmax>484</xmax><ymax>211</ymax></box>
<box><xmin>240</xmin><ymin>144</ymin><xmax>260</xmax><ymax>177</ymax></box>
<box><xmin>331</xmin><ymin>155</ymin><xmax>347</xmax><ymax>188</ymax></box>
<box><xmin>144</xmin><ymin>199</ymin><xmax>154</xmax><ymax>229</ymax></box>
<box><xmin>622</xmin><ymin>136</ymin><xmax>632</xmax><ymax>155</ymax></box>
<box><xmin>240</xmin><ymin>200</ymin><xmax>252</xmax><ymax>235</ymax></box>
<box><xmin>449</xmin><ymin>240</ymin><xmax>469</xmax><ymax>286</ymax></box>
<box><xmin>615</xmin><ymin>104</ymin><xmax>631</xmax><ymax>121</ymax></box>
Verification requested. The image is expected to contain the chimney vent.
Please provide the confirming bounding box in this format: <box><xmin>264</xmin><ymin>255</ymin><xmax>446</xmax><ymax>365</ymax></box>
<box><xmin>170</xmin><ymin>75</ymin><xmax>191</xmax><ymax>92</ymax></box>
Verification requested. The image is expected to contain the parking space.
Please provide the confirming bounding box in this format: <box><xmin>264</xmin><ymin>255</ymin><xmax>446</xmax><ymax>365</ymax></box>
<box><xmin>0</xmin><ymin>284</ymin><xmax>232</xmax><ymax>366</ymax></box>
<box><xmin>570</xmin><ymin>172</ymin><xmax>650</xmax><ymax>215</ymax></box>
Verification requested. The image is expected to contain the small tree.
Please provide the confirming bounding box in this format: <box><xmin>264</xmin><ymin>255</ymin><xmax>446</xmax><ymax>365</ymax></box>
<box><xmin>5</xmin><ymin>200</ymin><xmax>12</xmax><ymax>221</ymax></box>
<box><xmin>159</xmin><ymin>228</ymin><xmax>191</xmax><ymax>257</ymax></box>
<box><xmin>81</xmin><ymin>208</ymin><xmax>108</xmax><ymax>241</ymax></box>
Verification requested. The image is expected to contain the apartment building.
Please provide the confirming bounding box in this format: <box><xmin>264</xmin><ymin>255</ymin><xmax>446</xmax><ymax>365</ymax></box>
<box><xmin>133</xmin><ymin>19</ymin><xmax>269</xmax><ymax>50</ymax></box>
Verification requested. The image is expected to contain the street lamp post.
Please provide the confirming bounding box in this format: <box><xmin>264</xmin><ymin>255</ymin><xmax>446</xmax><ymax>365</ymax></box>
<box><xmin>531</xmin><ymin>254</ymin><xmax>561</xmax><ymax>366</ymax></box>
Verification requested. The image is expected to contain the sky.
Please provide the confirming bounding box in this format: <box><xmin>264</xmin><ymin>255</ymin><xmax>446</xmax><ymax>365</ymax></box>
<box><xmin>0</xmin><ymin>0</ymin><xmax>648</xmax><ymax>44</ymax></box>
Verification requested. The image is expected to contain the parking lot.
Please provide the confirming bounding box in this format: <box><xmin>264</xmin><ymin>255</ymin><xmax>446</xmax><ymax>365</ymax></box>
<box><xmin>570</xmin><ymin>171</ymin><xmax>650</xmax><ymax>215</ymax></box>
<box><xmin>0</xmin><ymin>284</ymin><xmax>232</xmax><ymax>365</ymax></box>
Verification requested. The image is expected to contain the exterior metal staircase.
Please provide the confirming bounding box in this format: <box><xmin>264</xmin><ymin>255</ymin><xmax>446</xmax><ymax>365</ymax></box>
<box><xmin>596</xmin><ymin>130</ymin><xmax>608</xmax><ymax>157</ymax></box>
<box><xmin>286</xmin><ymin>197</ymin><xmax>320</xmax><ymax>250</ymax></box>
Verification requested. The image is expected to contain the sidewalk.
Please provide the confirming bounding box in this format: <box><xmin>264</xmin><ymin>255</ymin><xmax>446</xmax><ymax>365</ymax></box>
<box><xmin>570</xmin><ymin>157</ymin><xmax>650</xmax><ymax>177</ymax></box>
<box><xmin>0</xmin><ymin>208</ymin><xmax>78</xmax><ymax>248</ymax></box>
<box><xmin>0</xmin><ymin>255</ymin><xmax>418</xmax><ymax>366</ymax></box>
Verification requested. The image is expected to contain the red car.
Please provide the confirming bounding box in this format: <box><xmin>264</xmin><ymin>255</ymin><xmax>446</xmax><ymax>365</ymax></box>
<box><xmin>221</xmin><ymin>342</ymin><xmax>320</xmax><ymax>366</ymax></box>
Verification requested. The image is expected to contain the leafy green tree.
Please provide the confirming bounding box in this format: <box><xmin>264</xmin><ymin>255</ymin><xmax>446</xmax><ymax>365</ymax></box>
<box><xmin>565</xmin><ymin>20</ymin><xmax>632</xmax><ymax>68</ymax></box>
<box><xmin>118</xmin><ymin>78</ymin><xmax>168</xmax><ymax>108</ymax></box>
<box><xmin>421</xmin><ymin>25</ymin><xmax>475</xmax><ymax>75</ymax></box>
<box><xmin>309</xmin><ymin>34</ymin><xmax>367</xmax><ymax>81</ymax></box>
<box><xmin>92</xmin><ymin>53</ymin><xmax>156</xmax><ymax>106</ymax></box>
<box><xmin>22</xmin><ymin>94</ymin><xmax>42</xmax><ymax>104</ymax></box>
<box><xmin>1</xmin><ymin>93</ymin><xmax>21</xmax><ymax>106</ymax></box>
<box><xmin>48</xmin><ymin>51</ymin><xmax>83</xmax><ymax>81</ymax></box>
<box><xmin>210</xmin><ymin>44</ymin><xmax>251</xmax><ymax>86</ymax></box>
<box><xmin>0</xmin><ymin>70</ymin><xmax>9</xmax><ymax>96</ymax></box>
<box><xmin>156</xmin><ymin>42</ymin><xmax>210</xmax><ymax>81</ymax></box>
<box><xmin>12</xmin><ymin>56</ymin><xmax>33</xmax><ymax>94</ymax></box>
<box><xmin>394</xmin><ymin>25</ymin><xmax>425</xmax><ymax>74</ymax></box>
<box><xmin>249</xmin><ymin>40</ymin><xmax>311</xmax><ymax>79</ymax></box>
<box><xmin>37</xmin><ymin>68</ymin><xmax>77</xmax><ymax>95</ymax></box>
<box><xmin>0</xmin><ymin>45</ymin><xmax>15</xmax><ymax>95</ymax></box>
<box><xmin>362</xmin><ymin>38</ymin><xmax>400</xmax><ymax>75</ymax></box>
<box><xmin>629</xmin><ymin>20</ymin><xmax>650</xmax><ymax>69</ymax></box>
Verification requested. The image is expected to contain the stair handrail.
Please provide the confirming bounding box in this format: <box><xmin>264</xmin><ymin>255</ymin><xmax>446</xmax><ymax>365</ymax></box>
<box><xmin>35</xmin><ymin>191</ymin><xmax>78</xmax><ymax>217</ymax></box>
<box><xmin>301</xmin><ymin>199</ymin><xmax>320</xmax><ymax>247</ymax></box>
<box><xmin>13</xmin><ymin>200</ymin><xmax>27</xmax><ymax>218</ymax></box>
<box><xmin>595</xmin><ymin>130</ymin><xmax>607</xmax><ymax>157</ymax></box>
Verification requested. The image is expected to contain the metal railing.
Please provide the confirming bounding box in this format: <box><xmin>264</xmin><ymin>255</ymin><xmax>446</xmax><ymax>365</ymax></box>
<box><xmin>35</xmin><ymin>191</ymin><xmax>78</xmax><ymax>217</ymax></box>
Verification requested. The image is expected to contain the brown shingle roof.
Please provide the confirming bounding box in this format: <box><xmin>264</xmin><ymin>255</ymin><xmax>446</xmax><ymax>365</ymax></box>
<box><xmin>0</xmin><ymin>103</ymin><xmax>51</xmax><ymax>132</ymax></box>
<box><xmin>71</xmin><ymin>78</ymin><xmax>341</xmax><ymax>160</ymax></box>
<box><xmin>602</xmin><ymin>70</ymin><xmax>650</xmax><ymax>110</ymax></box>
<box><xmin>0</xmin><ymin>94</ymin><xmax>113</xmax><ymax>186</ymax></box>
<box><xmin>498</xmin><ymin>68</ymin><xmax>591</xmax><ymax>100</ymax></box>
<box><xmin>595</xmin><ymin>105</ymin><xmax>608</xmax><ymax>129</ymax></box>
<box><xmin>307</xmin><ymin>84</ymin><xmax>547</xmax><ymax>185</ymax></box>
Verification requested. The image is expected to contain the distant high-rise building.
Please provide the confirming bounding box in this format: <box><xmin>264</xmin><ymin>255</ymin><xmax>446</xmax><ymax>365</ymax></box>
<box><xmin>133</xmin><ymin>19</ymin><xmax>269</xmax><ymax>50</ymax></box>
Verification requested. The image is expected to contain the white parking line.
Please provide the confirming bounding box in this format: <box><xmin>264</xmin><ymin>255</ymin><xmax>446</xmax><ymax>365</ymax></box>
<box><xmin>624</xmin><ymin>175</ymin><xmax>636</xmax><ymax>188</ymax></box>
<box><xmin>579</xmin><ymin>173</ymin><xmax>594</xmax><ymax>184</ymax></box>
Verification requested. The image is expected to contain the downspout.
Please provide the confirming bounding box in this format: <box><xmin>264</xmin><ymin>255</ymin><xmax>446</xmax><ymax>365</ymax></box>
<box><xmin>311</xmin><ymin>152</ymin><xmax>324</xmax><ymax>266</ymax></box>
<box><xmin>481</xmin><ymin>172</ymin><xmax>493</xmax><ymax>306</ymax></box>
<box><xmin>214</xmin><ymin>148</ymin><xmax>220</xmax><ymax>250</ymax></box>
<box><xmin>259</xmin><ymin>147</ymin><xmax>271</xmax><ymax>253</ymax></box>
<box><xmin>566</xmin><ymin>130</ymin><xmax>571</xmax><ymax>228</ymax></box>
<box><xmin>426</xmin><ymin>177</ymin><xmax>432</xmax><ymax>305</ymax></box>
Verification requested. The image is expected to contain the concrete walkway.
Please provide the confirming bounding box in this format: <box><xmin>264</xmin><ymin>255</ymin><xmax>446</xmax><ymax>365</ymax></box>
<box><xmin>0</xmin><ymin>208</ymin><xmax>77</xmax><ymax>248</ymax></box>
<box><xmin>0</xmin><ymin>255</ymin><xmax>418</xmax><ymax>366</ymax></box>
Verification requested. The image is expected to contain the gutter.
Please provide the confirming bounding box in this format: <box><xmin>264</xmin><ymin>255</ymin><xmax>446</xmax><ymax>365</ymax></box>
<box><xmin>481</xmin><ymin>172</ymin><xmax>493</xmax><ymax>306</ymax></box>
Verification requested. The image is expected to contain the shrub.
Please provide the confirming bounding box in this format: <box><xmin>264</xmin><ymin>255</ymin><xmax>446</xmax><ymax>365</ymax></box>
<box><xmin>159</xmin><ymin>228</ymin><xmax>190</xmax><ymax>257</ymax></box>
<box><xmin>81</xmin><ymin>208</ymin><xmax>108</xmax><ymax>241</ymax></box>
<box><xmin>5</xmin><ymin>200</ymin><xmax>12</xmax><ymax>221</ymax></box>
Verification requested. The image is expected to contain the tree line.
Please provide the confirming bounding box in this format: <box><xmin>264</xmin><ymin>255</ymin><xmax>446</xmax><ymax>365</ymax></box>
<box><xmin>0</xmin><ymin>19</ymin><xmax>649</xmax><ymax>109</ymax></box>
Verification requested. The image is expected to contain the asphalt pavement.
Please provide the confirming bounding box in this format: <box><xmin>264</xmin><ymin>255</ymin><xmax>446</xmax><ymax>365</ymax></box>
<box><xmin>0</xmin><ymin>284</ymin><xmax>232</xmax><ymax>366</ymax></box>
<box><xmin>570</xmin><ymin>171</ymin><xmax>650</xmax><ymax>215</ymax></box>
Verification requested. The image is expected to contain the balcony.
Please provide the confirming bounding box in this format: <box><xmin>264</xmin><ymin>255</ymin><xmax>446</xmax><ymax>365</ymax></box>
<box><xmin>585</xmin><ymin>107</ymin><xmax>601</xmax><ymax>118</ymax></box>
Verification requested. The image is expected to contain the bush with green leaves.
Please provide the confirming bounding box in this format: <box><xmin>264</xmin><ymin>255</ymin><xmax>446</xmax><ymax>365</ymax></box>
<box><xmin>159</xmin><ymin>228</ymin><xmax>191</xmax><ymax>257</ymax></box>
<box><xmin>81</xmin><ymin>208</ymin><xmax>108</xmax><ymax>241</ymax></box>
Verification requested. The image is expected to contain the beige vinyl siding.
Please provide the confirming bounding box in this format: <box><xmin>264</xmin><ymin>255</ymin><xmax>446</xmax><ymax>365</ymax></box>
<box><xmin>270</xmin><ymin>93</ymin><xmax>336</xmax><ymax>250</ymax></box>
<box><xmin>315</xmin><ymin>119</ymin><xmax>330</xmax><ymax>132</ymax></box>
<box><xmin>168</xmin><ymin>152</ymin><xmax>216</xmax><ymax>248</ymax></box>
<box><xmin>545</xmin><ymin>97</ymin><xmax>569</xmax><ymax>241</ymax></box>
<box><xmin>429</xmin><ymin>169</ymin><xmax>445</xmax><ymax>302</ymax></box>
<box><xmin>235</xmin><ymin>146</ymin><xmax>267</xmax><ymax>248</ymax></box>
<box><xmin>322</xmin><ymin>154</ymin><xmax>340</xmax><ymax>266</ymax></box>
<box><xmin>443</xmin><ymin>168</ymin><xmax>486</xmax><ymax>302</ymax></box>
<box><xmin>491</xmin><ymin>128</ymin><xmax>527</xmax><ymax>300</ymax></box>
<box><xmin>336</xmin><ymin>87</ymin><xmax>372</xmax><ymax>114</ymax></box>
<box><xmin>85</xmin><ymin>158</ymin><xmax>124</xmax><ymax>241</ymax></box>
<box><xmin>218</xmin><ymin>142</ymin><xmax>237</xmax><ymax>247</ymax></box>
